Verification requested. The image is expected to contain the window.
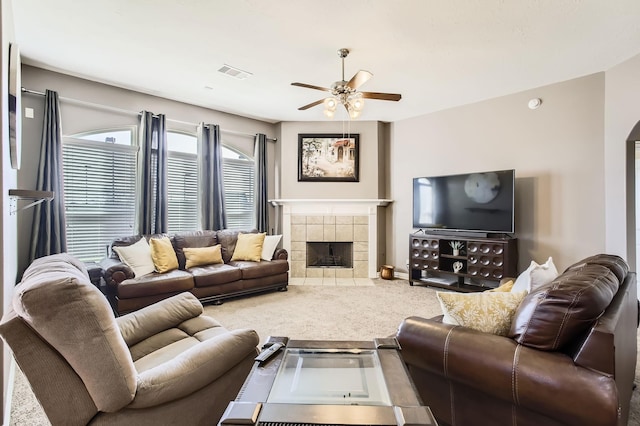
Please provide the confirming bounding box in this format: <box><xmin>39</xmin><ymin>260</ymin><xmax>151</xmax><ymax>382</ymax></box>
<box><xmin>222</xmin><ymin>146</ymin><xmax>255</xmax><ymax>230</ymax></box>
<box><xmin>62</xmin><ymin>128</ymin><xmax>256</xmax><ymax>262</ymax></box>
<box><xmin>63</xmin><ymin>129</ymin><xmax>136</xmax><ymax>262</ymax></box>
<box><xmin>167</xmin><ymin>132</ymin><xmax>198</xmax><ymax>232</ymax></box>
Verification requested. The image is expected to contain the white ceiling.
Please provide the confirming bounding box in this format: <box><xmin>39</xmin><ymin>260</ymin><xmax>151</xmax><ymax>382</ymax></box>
<box><xmin>11</xmin><ymin>0</ymin><xmax>640</xmax><ymax>124</ymax></box>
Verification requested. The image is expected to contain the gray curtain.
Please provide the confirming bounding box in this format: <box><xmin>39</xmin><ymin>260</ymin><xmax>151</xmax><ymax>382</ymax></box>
<box><xmin>137</xmin><ymin>111</ymin><xmax>168</xmax><ymax>234</ymax></box>
<box><xmin>197</xmin><ymin>123</ymin><xmax>227</xmax><ymax>230</ymax></box>
<box><xmin>254</xmin><ymin>133</ymin><xmax>268</xmax><ymax>233</ymax></box>
<box><xmin>29</xmin><ymin>90</ymin><xmax>67</xmax><ymax>261</ymax></box>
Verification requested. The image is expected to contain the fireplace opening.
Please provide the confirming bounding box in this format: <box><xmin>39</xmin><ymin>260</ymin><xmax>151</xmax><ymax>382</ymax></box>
<box><xmin>306</xmin><ymin>242</ymin><xmax>353</xmax><ymax>268</ymax></box>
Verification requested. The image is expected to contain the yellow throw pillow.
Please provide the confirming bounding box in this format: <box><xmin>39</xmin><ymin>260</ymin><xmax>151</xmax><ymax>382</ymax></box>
<box><xmin>231</xmin><ymin>232</ymin><xmax>266</xmax><ymax>262</ymax></box>
<box><xmin>183</xmin><ymin>245</ymin><xmax>223</xmax><ymax>269</ymax></box>
<box><xmin>436</xmin><ymin>290</ymin><xmax>527</xmax><ymax>336</ymax></box>
<box><xmin>486</xmin><ymin>279</ymin><xmax>515</xmax><ymax>292</ymax></box>
<box><xmin>149</xmin><ymin>236</ymin><xmax>179</xmax><ymax>273</ymax></box>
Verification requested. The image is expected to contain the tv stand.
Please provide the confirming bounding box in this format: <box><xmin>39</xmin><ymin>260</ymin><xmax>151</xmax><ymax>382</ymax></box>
<box><xmin>409</xmin><ymin>233</ymin><xmax>518</xmax><ymax>292</ymax></box>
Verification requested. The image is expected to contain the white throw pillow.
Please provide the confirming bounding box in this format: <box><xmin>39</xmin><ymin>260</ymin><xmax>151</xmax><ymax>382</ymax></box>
<box><xmin>261</xmin><ymin>234</ymin><xmax>282</xmax><ymax>261</ymax></box>
<box><xmin>511</xmin><ymin>257</ymin><xmax>559</xmax><ymax>293</ymax></box>
<box><xmin>530</xmin><ymin>256</ymin><xmax>559</xmax><ymax>291</ymax></box>
<box><xmin>113</xmin><ymin>237</ymin><xmax>156</xmax><ymax>277</ymax></box>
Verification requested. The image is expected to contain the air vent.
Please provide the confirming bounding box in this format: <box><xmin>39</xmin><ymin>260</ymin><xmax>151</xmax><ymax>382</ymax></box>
<box><xmin>218</xmin><ymin>64</ymin><xmax>253</xmax><ymax>80</ymax></box>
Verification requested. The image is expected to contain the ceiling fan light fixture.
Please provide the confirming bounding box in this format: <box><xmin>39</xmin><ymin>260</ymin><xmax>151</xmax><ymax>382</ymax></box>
<box><xmin>349</xmin><ymin>93</ymin><xmax>365</xmax><ymax>111</ymax></box>
<box><xmin>324</xmin><ymin>97</ymin><xmax>338</xmax><ymax>110</ymax></box>
<box><xmin>323</xmin><ymin>108</ymin><xmax>335</xmax><ymax>118</ymax></box>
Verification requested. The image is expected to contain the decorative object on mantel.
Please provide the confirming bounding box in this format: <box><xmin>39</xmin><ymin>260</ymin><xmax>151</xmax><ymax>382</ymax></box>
<box><xmin>291</xmin><ymin>48</ymin><xmax>401</xmax><ymax>119</ymax></box>
<box><xmin>8</xmin><ymin>43</ymin><xmax>21</xmax><ymax>170</ymax></box>
<box><xmin>8</xmin><ymin>189</ymin><xmax>54</xmax><ymax>214</ymax></box>
<box><xmin>298</xmin><ymin>133</ymin><xmax>359</xmax><ymax>182</ymax></box>
<box><xmin>449</xmin><ymin>241</ymin><xmax>464</xmax><ymax>256</ymax></box>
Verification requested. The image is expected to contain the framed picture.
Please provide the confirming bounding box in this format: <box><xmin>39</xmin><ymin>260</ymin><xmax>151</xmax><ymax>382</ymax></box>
<box><xmin>298</xmin><ymin>133</ymin><xmax>359</xmax><ymax>182</ymax></box>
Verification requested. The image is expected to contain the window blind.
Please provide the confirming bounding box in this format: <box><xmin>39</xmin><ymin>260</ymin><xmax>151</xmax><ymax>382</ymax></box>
<box><xmin>62</xmin><ymin>138</ymin><xmax>137</xmax><ymax>262</ymax></box>
<box><xmin>223</xmin><ymin>157</ymin><xmax>255</xmax><ymax>230</ymax></box>
<box><xmin>167</xmin><ymin>151</ymin><xmax>198</xmax><ymax>232</ymax></box>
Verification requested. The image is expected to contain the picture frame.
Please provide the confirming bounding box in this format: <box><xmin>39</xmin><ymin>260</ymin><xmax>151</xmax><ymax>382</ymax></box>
<box><xmin>298</xmin><ymin>133</ymin><xmax>359</xmax><ymax>182</ymax></box>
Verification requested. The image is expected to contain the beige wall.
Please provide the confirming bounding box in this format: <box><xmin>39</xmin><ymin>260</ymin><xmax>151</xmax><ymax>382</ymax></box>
<box><xmin>18</xmin><ymin>66</ymin><xmax>279</xmax><ymax>274</ymax></box>
<box><xmin>604</xmin><ymin>53</ymin><xmax>640</xmax><ymax>270</ymax></box>
<box><xmin>278</xmin><ymin>121</ymin><xmax>388</xmax><ymax>200</ymax></box>
<box><xmin>389</xmin><ymin>73</ymin><xmax>606</xmax><ymax>274</ymax></box>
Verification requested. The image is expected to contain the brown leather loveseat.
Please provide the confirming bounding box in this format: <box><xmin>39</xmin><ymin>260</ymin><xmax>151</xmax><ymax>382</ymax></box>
<box><xmin>396</xmin><ymin>254</ymin><xmax>637</xmax><ymax>426</ymax></box>
<box><xmin>101</xmin><ymin>229</ymin><xmax>288</xmax><ymax>314</ymax></box>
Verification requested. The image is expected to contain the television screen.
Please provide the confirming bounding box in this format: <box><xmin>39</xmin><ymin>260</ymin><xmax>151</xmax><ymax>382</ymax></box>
<box><xmin>412</xmin><ymin>169</ymin><xmax>515</xmax><ymax>234</ymax></box>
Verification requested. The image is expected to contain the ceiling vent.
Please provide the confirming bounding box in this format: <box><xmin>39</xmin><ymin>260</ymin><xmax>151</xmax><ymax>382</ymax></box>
<box><xmin>217</xmin><ymin>64</ymin><xmax>252</xmax><ymax>80</ymax></box>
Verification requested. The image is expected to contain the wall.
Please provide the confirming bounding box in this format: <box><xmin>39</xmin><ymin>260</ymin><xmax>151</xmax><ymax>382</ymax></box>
<box><xmin>389</xmin><ymin>73</ymin><xmax>606</xmax><ymax>274</ymax></box>
<box><xmin>0</xmin><ymin>0</ymin><xmax>17</xmax><ymax>421</ymax></box>
<box><xmin>604</xmin><ymin>52</ymin><xmax>640</xmax><ymax>270</ymax></box>
<box><xmin>278</xmin><ymin>120</ymin><xmax>388</xmax><ymax>200</ymax></box>
<box><xmin>18</xmin><ymin>65</ymin><xmax>279</xmax><ymax>275</ymax></box>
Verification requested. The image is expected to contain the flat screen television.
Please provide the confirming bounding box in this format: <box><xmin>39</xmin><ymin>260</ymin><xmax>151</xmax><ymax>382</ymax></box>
<box><xmin>412</xmin><ymin>169</ymin><xmax>515</xmax><ymax>235</ymax></box>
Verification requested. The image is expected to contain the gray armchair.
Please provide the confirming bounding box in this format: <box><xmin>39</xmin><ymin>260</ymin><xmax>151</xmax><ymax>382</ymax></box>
<box><xmin>0</xmin><ymin>253</ymin><xmax>259</xmax><ymax>425</ymax></box>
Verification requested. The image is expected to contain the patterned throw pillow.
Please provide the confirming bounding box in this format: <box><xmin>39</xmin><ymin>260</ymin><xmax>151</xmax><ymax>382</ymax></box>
<box><xmin>437</xmin><ymin>290</ymin><xmax>527</xmax><ymax>336</ymax></box>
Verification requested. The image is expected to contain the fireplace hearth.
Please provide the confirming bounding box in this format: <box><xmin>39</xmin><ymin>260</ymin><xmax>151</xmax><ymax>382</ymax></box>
<box><xmin>307</xmin><ymin>242</ymin><xmax>353</xmax><ymax>268</ymax></box>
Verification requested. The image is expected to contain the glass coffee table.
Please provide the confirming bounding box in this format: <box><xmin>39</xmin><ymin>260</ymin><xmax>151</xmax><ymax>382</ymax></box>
<box><xmin>219</xmin><ymin>337</ymin><xmax>437</xmax><ymax>426</ymax></box>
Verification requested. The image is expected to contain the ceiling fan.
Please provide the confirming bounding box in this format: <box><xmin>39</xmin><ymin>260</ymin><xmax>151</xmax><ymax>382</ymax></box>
<box><xmin>292</xmin><ymin>48</ymin><xmax>402</xmax><ymax>119</ymax></box>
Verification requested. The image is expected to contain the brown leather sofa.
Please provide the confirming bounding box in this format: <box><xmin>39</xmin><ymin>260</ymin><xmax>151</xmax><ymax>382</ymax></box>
<box><xmin>101</xmin><ymin>229</ymin><xmax>289</xmax><ymax>314</ymax></box>
<box><xmin>396</xmin><ymin>254</ymin><xmax>637</xmax><ymax>426</ymax></box>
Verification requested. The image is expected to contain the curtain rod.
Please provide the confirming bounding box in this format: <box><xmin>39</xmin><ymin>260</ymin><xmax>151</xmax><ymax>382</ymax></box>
<box><xmin>21</xmin><ymin>87</ymin><xmax>277</xmax><ymax>142</ymax></box>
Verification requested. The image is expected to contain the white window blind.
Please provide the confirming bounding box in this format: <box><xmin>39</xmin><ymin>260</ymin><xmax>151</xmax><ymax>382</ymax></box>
<box><xmin>167</xmin><ymin>151</ymin><xmax>198</xmax><ymax>232</ymax></box>
<box><xmin>62</xmin><ymin>137</ymin><xmax>137</xmax><ymax>262</ymax></box>
<box><xmin>223</xmin><ymin>156</ymin><xmax>255</xmax><ymax>229</ymax></box>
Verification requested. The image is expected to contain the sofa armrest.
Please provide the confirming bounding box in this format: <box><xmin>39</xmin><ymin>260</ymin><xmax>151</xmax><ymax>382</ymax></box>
<box><xmin>129</xmin><ymin>328</ymin><xmax>259</xmax><ymax>408</ymax></box>
<box><xmin>117</xmin><ymin>293</ymin><xmax>204</xmax><ymax>346</ymax></box>
<box><xmin>396</xmin><ymin>316</ymin><xmax>618</xmax><ymax>426</ymax></box>
<box><xmin>273</xmin><ymin>248</ymin><xmax>288</xmax><ymax>261</ymax></box>
<box><xmin>101</xmin><ymin>257</ymin><xmax>134</xmax><ymax>287</ymax></box>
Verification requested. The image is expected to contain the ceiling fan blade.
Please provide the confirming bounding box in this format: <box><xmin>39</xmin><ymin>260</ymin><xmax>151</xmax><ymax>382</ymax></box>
<box><xmin>346</xmin><ymin>70</ymin><xmax>373</xmax><ymax>90</ymax></box>
<box><xmin>298</xmin><ymin>99</ymin><xmax>325</xmax><ymax>110</ymax></box>
<box><xmin>361</xmin><ymin>91</ymin><xmax>402</xmax><ymax>101</ymax></box>
<box><xmin>291</xmin><ymin>82</ymin><xmax>331</xmax><ymax>92</ymax></box>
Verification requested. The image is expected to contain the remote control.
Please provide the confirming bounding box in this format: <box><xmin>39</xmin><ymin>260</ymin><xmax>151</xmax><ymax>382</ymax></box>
<box><xmin>254</xmin><ymin>342</ymin><xmax>284</xmax><ymax>363</ymax></box>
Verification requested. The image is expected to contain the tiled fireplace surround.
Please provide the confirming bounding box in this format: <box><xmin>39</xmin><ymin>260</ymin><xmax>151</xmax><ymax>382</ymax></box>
<box><xmin>271</xmin><ymin>199</ymin><xmax>392</xmax><ymax>279</ymax></box>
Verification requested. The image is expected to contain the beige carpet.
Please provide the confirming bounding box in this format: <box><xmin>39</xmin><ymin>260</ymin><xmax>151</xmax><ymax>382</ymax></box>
<box><xmin>8</xmin><ymin>279</ymin><xmax>640</xmax><ymax>425</ymax></box>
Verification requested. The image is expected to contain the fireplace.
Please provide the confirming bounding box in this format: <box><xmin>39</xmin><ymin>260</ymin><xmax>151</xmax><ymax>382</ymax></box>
<box><xmin>270</xmin><ymin>199</ymin><xmax>392</xmax><ymax>278</ymax></box>
<box><xmin>306</xmin><ymin>242</ymin><xmax>353</xmax><ymax>268</ymax></box>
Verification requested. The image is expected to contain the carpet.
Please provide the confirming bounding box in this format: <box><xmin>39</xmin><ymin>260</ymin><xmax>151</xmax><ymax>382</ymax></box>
<box><xmin>8</xmin><ymin>279</ymin><xmax>640</xmax><ymax>425</ymax></box>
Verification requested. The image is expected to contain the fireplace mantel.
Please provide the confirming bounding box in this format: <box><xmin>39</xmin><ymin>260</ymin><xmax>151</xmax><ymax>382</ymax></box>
<box><xmin>272</xmin><ymin>199</ymin><xmax>393</xmax><ymax>279</ymax></box>
<box><xmin>270</xmin><ymin>199</ymin><xmax>392</xmax><ymax>207</ymax></box>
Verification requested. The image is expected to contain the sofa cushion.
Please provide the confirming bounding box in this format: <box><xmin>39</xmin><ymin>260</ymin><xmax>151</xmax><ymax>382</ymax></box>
<box><xmin>229</xmin><ymin>260</ymin><xmax>290</xmax><ymax>280</ymax></box>
<box><xmin>172</xmin><ymin>231</ymin><xmax>218</xmax><ymax>270</ymax></box>
<box><xmin>190</xmin><ymin>263</ymin><xmax>243</xmax><ymax>287</ymax></box>
<box><xmin>113</xmin><ymin>237</ymin><xmax>156</xmax><ymax>277</ymax></box>
<box><xmin>511</xmin><ymin>257</ymin><xmax>558</xmax><ymax>293</ymax></box>
<box><xmin>217</xmin><ymin>229</ymin><xmax>257</xmax><ymax>263</ymax></box>
<box><xmin>436</xmin><ymin>290</ymin><xmax>527</xmax><ymax>336</ymax></box>
<box><xmin>564</xmin><ymin>253</ymin><xmax>629</xmax><ymax>283</ymax></box>
<box><xmin>149</xmin><ymin>236</ymin><xmax>179</xmax><ymax>273</ymax></box>
<box><xmin>509</xmin><ymin>263</ymin><xmax>619</xmax><ymax>351</ymax></box>
<box><xmin>184</xmin><ymin>245</ymin><xmax>223</xmax><ymax>269</ymax></box>
<box><xmin>231</xmin><ymin>232</ymin><xmax>266</xmax><ymax>262</ymax></box>
<box><xmin>117</xmin><ymin>270</ymin><xmax>194</xmax><ymax>299</ymax></box>
<box><xmin>261</xmin><ymin>235</ymin><xmax>282</xmax><ymax>261</ymax></box>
